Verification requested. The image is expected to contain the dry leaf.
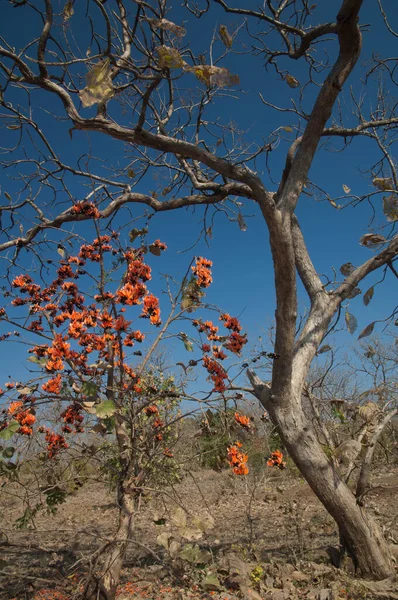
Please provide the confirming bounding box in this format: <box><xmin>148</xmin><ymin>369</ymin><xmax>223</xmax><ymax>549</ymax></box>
<box><xmin>79</xmin><ymin>58</ymin><xmax>114</xmax><ymax>107</ymax></box>
<box><xmin>372</xmin><ymin>177</ymin><xmax>393</xmax><ymax>191</ymax></box>
<box><xmin>187</xmin><ymin>65</ymin><xmax>239</xmax><ymax>87</ymax></box>
<box><xmin>342</xmin><ymin>184</ymin><xmax>351</xmax><ymax>194</ymax></box>
<box><xmin>285</xmin><ymin>73</ymin><xmax>300</xmax><ymax>88</ymax></box>
<box><xmin>358</xmin><ymin>321</ymin><xmax>375</xmax><ymax>340</ymax></box>
<box><xmin>219</xmin><ymin>25</ymin><xmax>233</xmax><ymax>48</ymax></box>
<box><xmin>359</xmin><ymin>233</ymin><xmax>386</xmax><ymax>247</ymax></box>
<box><xmin>383</xmin><ymin>194</ymin><xmax>398</xmax><ymax>221</ymax></box>
<box><xmin>64</xmin><ymin>0</ymin><xmax>74</xmax><ymax>20</ymax></box>
<box><xmin>363</xmin><ymin>286</ymin><xmax>374</xmax><ymax>306</ymax></box>
<box><xmin>156</xmin><ymin>46</ymin><xmax>186</xmax><ymax>69</ymax></box>
<box><xmin>147</xmin><ymin>18</ymin><xmax>186</xmax><ymax>38</ymax></box>
<box><xmin>345</xmin><ymin>311</ymin><xmax>357</xmax><ymax>334</ymax></box>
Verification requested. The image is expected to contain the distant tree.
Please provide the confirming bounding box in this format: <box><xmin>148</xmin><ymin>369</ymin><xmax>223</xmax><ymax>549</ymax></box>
<box><xmin>1</xmin><ymin>0</ymin><xmax>398</xmax><ymax>585</ymax></box>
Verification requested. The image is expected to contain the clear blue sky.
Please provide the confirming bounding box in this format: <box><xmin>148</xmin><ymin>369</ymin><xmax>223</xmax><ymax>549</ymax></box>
<box><xmin>0</xmin><ymin>0</ymin><xmax>397</xmax><ymax>391</ymax></box>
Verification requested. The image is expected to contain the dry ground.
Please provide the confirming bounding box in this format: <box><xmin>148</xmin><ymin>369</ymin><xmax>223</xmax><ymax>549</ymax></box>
<box><xmin>1</xmin><ymin>467</ymin><xmax>398</xmax><ymax>600</ymax></box>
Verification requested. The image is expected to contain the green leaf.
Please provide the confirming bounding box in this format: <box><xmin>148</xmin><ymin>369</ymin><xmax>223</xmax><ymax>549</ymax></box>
<box><xmin>28</xmin><ymin>355</ymin><xmax>47</xmax><ymax>365</ymax></box>
<box><xmin>81</xmin><ymin>381</ymin><xmax>98</xmax><ymax>397</ymax></box>
<box><xmin>0</xmin><ymin>421</ymin><xmax>19</xmax><ymax>441</ymax></box>
<box><xmin>358</xmin><ymin>322</ymin><xmax>375</xmax><ymax>340</ymax></box>
<box><xmin>201</xmin><ymin>572</ymin><xmax>223</xmax><ymax>591</ymax></box>
<box><xmin>2</xmin><ymin>446</ymin><xmax>15</xmax><ymax>459</ymax></box>
<box><xmin>281</xmin><ymin>126</ymin><xmax>293</xmax><ymax>133</ymax></box>
<box><xmin>95</xmin><ymin>400</ymin><xmax>117</xmax><ymax>418</ymax></box>
<box><xmin>129</xmin><ymin>227</ymin><xmax>148</xmax><ymax>242</ymax></box>
<box><xmin>179</xmin><ymin>543</ymin><xmax>211</xmax><ymax>564</ymax></box>
<box><xmin>363</xmin><ymin>286</ymin><xmax>374</xmax><ymax>306</ymax></box>
<box><xmin>345</xmin><ymin>311</ymin><xmax>358</xmax><ymax>335</ymax></box>
<box><xmin>179</xmin><ymin>333</ymin><xmax>193</xmax><ymax>352</ymax></box>
<box><xmin>318</xmin><ymin>344</ymin><xmax>332</xmax><ymax>354</ymax></box>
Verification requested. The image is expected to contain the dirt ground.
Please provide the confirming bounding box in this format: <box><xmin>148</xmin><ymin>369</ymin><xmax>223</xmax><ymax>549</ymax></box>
<box><xmin>1</xmin><ymin>467</ymin><xmax>398</xmax><ymax>600</ymax></box>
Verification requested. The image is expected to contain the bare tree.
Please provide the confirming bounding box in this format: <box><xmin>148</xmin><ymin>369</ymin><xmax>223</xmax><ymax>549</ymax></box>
<box><xmin>1</xmin><ymin>0</ymin><xmax>398</xmax><ymax>584</ymax></box>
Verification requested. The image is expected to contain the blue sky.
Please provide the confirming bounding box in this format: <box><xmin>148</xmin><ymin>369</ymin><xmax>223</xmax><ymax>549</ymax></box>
<box><xmin>0</xmin><ymin>0</ymin><xmax>397</xmax><ymax>393</ymax></box>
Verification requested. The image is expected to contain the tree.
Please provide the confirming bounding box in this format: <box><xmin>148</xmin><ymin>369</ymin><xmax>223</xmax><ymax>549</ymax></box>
<box><xmin>1</xmin><ymin>0</ymin><xmax>397</xmax><ymax>584</ymax></box>
<box><xmin>0</xmin><ymin>235</ymin><xmax>249</xmax><ymax>599</ymax></box>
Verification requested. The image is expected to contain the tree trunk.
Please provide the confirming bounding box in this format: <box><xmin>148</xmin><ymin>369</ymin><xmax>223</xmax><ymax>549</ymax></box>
<box><xmin>83</xmin><ymin>479</ymin><xmax>135</xmax><ymax>600</ymax></box>
<box><xmin>267</xmin><ymin>397</ymin><xmax>393</xmax><ymax>579</ymax></box>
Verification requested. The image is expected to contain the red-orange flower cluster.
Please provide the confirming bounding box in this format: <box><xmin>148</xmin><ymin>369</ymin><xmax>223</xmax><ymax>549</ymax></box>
<box><xmin>227</xmin><ymin>443</ymin><xmax>249</xmax><ymax>476</ymax></box>
<box><xmin>203</xmin><ymin>355</ymin><xmax>228</xmax><ymax>392</ymax></box>
<box><xmin>141</xmin><ymin>294</ymin><xmax>161</xmax><ymax>326</ymax></box>
<box><xmin>43</xmin><ymin>429</ymin><xmax>68</xmax><ymax>458</ymax></box>
<box><xmin>193</xmin><ymin>319</ymin><xmax>219</xmax><ymax>341</ymax></box>
<box><xmin>61</xmin><ymin>403</ymin><xmax>84</xmax><ymax>433</ymax></box>
<box><xmin>234</xmin><ymin>412</ymin><xmax>251</xmax><ymax>429</ymax></box>
<box><xmin>267</xmin><ymin>450</ymin><xmax>286</xmax><ymax>470</ymax></box>
<box><xmin>192</xmin><ymin>257</ymin><xmax>212</xmax><ymax>288</ymax></box>
<box><xmin>42</xmin><ymin>374</ymin><xmax>62</xmax><ymax>394</ymax></box>
<box><xmin>15</xmin><ymin>409</ymin><xmax>36</xmax><ymax>435</ymax></box>
<box><xmin>70</xmin><ymin>201</ymin><xmax>100</xmax><ymax>219</ymax></box>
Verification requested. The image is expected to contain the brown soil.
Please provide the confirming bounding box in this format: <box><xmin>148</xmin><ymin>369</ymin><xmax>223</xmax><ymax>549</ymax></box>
<box><xmin>1</xmin><ymin>468</ymin><xmax>398</xmax><ymax>600</ymax></box>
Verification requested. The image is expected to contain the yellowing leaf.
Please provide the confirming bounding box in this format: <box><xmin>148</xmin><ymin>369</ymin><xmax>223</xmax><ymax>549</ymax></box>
<box><xmin>219</xmin><ymin>25</ymin><xmax>233</xmax><ymax>48</ymax></box>
<box><xmin>147</xmin><ymin>18</ymin><xmax>186</xmax><ymax>38</ymax></box>
<box><xmin>372</xmin><ymin>177</ymin><xmax>393</xmax><ymax>191</ymax></box>
<box><xmin>187</xmin><ymin>65</ymin><xmax>239</xmax><ymax>87</ymax></box>
<box><xmin>359</xmin><ymin>233</ymin><xmax>386</xmax><ymax>247</ymax></box>
<box><xmin>64</xmin><ymin>0</ymin><xmax>74</xmax><ymax>20</ymax></box>
<box><xmin>282</xmin><ymin>126</ymin><xmax>293</xmax><ymax>132</ymax></box>
<box><xmin>127</xmin><ymin>169</ymin><xmax>135</xmax><ymax>178</ymax></box>
<box><xmin>345</xmin><ymin>311</ymin><xmax>357</xmax><ymax>335</ymax></box>
<box><xmin>79</xmin><ymin>58</ymin><xmax>114</xmax><ymax>107</ymax></box>
<box><xmin>156</xmin><ymin>46</ymin><xmax>186</xmax><ymax>69</ymax></box>
<box><xmin>363</xmin><ymin>286</ymin><xmax>374</xmax><ymax>306</ymax></box>
<box><xmin>342</xmin><ymin>184</ymin><xmax>351</xmax><ymax>194</ymax></box>
<box><xmin>383</xmin><ymin>194</ymin><xmax>398</xmax><ymax>222</ymax></box>
<box><xmin>57</xmin><ymin>245</ymin><xmax>65</xmax><ymax>258</ymax></box>
<box><xmin>285</xmin><ymin>74</ymin><xmax>300</xmax><ymax>88</ymax></box>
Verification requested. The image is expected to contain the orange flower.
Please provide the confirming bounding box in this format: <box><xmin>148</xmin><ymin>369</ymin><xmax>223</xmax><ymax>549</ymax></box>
<box><xmin>141</xmin><ymin>294</ymin><xmax>161</xmax><ymax>326</ymax></box>
<box><xmin>42</xmin><ymin>374</ymin><xmax>62</xmax><ymax>394</ymax></box>
<box><xmin>234</xmin><ymin>412</ymin><xmax>251</xmax><ymax>428</ymax></box>
<box><xmin>8</xmin><ymin>401</ymin><xmax>23</xmax><ymax>414</ymax></box>
<box><xmin>70</xmin><ymin>201</ymin><xmax>100</xmax><ymax>219</ymax></box>
<box><xmin>116</xmin><ymin>282</ymin><xmax>147</xmax><ymax>305</ymax></box>
<box><xmin>192</xmin><ymin>257</ymin><xmax>212</xmax><ymax>288</ymax></box>
<box><xmin>225</xmin><ymin>331</ymin><xmax>247</xmax><ymax>354</ymax></box>
<box><xmin>267</xmin><ymin>450</ymin><xmax>286</xmax><ymax>470</ymax></box>
<box><xmin>227</xmin><ymin>444</ymin><xmax>249</xmax><ymax>476</ymax></box>
<box><xmin>144</xmin><ymin>405</ymin><xmax>159</xmax><ymax>416</ymax></box>
<box><xmin>219</xmin><ymin>313</ymin><xmax>242</xmax><ymax>332</ymax></box>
